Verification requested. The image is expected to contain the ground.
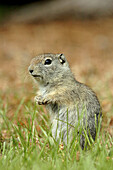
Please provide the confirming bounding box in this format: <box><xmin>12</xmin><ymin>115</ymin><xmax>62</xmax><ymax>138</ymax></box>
<box><xmin>0</xmin><ymin>17</ymin><xmax>113</xmax><ymax>169</ymax></box>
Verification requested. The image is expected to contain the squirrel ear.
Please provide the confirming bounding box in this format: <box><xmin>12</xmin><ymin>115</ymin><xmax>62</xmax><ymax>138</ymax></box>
<box><xmin>58</xmin><ymin>54</ymin><xmax>66</xmax><ymax>65</ymax></box>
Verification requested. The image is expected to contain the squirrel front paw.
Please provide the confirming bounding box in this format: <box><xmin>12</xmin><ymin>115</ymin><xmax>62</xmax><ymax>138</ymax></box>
<box><xmin>34</xmin><ymin>95</ymin><xmax>51</xmax><ymax>105</ymax></box>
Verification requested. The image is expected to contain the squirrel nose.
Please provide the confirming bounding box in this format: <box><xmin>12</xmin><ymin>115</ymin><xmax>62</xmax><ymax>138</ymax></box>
<box><xmin>29</xmin><ymin>69</ymin><xmax>34</xmax><ymax>74</ymax></box>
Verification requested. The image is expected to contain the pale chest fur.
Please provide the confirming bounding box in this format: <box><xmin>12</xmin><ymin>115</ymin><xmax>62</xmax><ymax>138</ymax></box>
<box><xmin>46</xmin><ymin>103</ymin><xmax>81</xmax><ymax>143</ymax></box>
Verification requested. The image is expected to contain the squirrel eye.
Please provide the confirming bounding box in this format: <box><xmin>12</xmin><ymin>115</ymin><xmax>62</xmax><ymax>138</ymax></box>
<box><xmin>44</xmin><ymin>59</ymin><xmax>52</xmax><ymax>65</ymax></box>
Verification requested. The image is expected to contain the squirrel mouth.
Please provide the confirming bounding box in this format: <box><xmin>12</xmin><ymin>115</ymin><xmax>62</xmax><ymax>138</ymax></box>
<box><xmin>32</xmin><ymin>74</ymin><xmax>43</xmax><ymax>79</ymax></box>
<box><xmin>32</xmin><ymin>74</ymin><xmax>41</xmax><ymax>77</ymax></box>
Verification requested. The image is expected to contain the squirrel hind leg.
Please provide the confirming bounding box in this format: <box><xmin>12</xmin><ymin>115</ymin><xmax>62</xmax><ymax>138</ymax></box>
<box><xmin>80</xmin><ymin>129</ymin><xmax>96</xmax><ymax>150</ymax></box>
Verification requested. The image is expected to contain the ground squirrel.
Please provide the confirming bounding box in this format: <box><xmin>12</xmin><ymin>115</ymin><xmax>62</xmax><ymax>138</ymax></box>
<box><xmin>28</xmin><ymin>53</ymin><xmax>102</xmax><ymax>149</ymax></box>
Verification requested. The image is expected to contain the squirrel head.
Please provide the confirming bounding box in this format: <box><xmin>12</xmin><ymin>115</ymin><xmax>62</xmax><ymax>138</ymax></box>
<box><xmin>28</xmin><ymin>53</ymin><xmax>74</xmax><ymax>86</ymax></box>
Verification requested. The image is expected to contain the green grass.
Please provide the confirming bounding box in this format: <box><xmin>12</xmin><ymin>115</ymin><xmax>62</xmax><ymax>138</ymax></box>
<box><xmin>0</xmin><ymin>97</ymin><xmax>113</xmax><ymax>170</ymax></box>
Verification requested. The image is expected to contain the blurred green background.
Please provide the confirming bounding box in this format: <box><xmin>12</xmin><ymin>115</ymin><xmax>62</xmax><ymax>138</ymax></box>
<box><xmin>0</xmin><ymin>0</ymin><xmax>47</xmax><ymax>21</ymax></box>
